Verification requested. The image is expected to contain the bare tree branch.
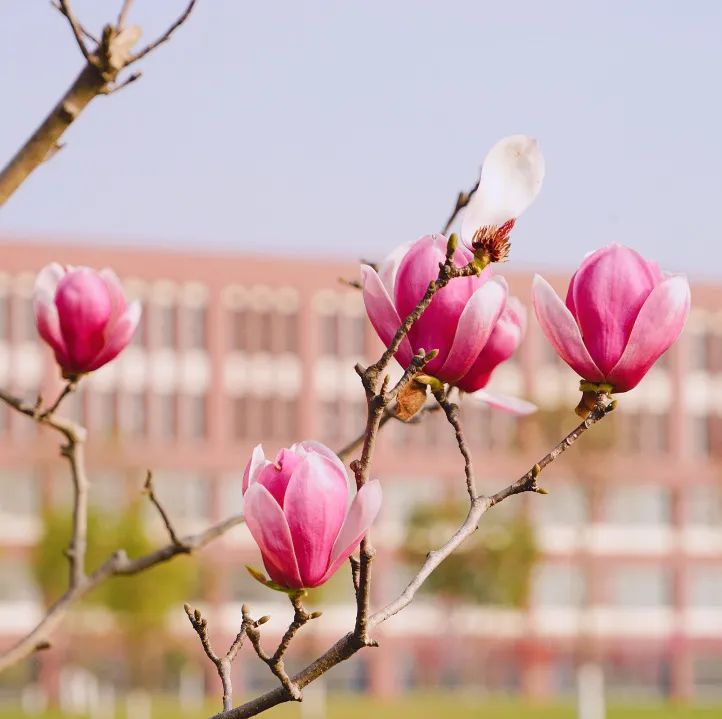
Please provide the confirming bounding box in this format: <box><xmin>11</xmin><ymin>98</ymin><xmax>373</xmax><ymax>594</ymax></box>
<box><xmin>0</xmin><ymin>0</ymin><xmax>200</xmax><ymax>207</ymax></box>
<box><xmin>0</xmin><ymin>388</ymin><xmax>245</xmax><ymax>673</ymax></box>
<box><xmin>58</xmin><ymin>0</ymin><xmax>92</xmax><ymax>61</ymax></box>
<box><xmin>0</xmin><ymin>500</ymin><xmax>244</xmax><ymax>673</ymax></box>
<box><xmin>127</xmin><ymin>0</ymin><xmax>199</xmax><ymax>64</ymax></box>
<box><xmin>440</xmin><ymin>176</ymin><xmax>480</xmax><ymax>236</ymax></box>
<box><xmin>185</xmin><ymin>604</ymin><xmax>250</xmax><ymax>712</ymax></box>
<box><xmin>434</xmin><ymin>387</ymin><xmax>476</xmax><ymax>500</ymax></box>
<box><xmin>144</xmin><ymin>470</ymin><xmax>187</xmax><ymax>549</ymax></box>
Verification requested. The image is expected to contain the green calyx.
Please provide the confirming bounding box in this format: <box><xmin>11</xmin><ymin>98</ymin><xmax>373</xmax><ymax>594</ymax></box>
<box><xmin>578</xmin><ymin>381</ymin><xmax>614</xmax><ymax>395</ymax></box>
<box><xmin>415</xmin><ymin>374</ymin><xmax>445</xmax><ymax>393</ymax></box>
<box><xmin>245</xmin><ymin>565</ymin><xmax>307</xmax><ymax>598</ymax></box>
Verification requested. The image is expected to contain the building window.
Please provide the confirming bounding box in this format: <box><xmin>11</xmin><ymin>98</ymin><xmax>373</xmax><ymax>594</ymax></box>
<box><xmin>232</xmin><ymin>396</ymin><xmax>248</xmax><ymax>439</ymax></box>
<box><xmin>159</xmin><ymin>394</ymin><xmax>177</xmax><ymax>439</ymax></box>
<box><xmin>158</xmin><ymin>305</ymin><xmax>177</xmax><ymax>348</ymax></box>
<box><xmin>15</xmin><ymin>296</ymin><xmax>36</xmax><ymax>341</ymax></box>
<box><xmin>130</xmin><ymin>301</ymin><xmax>148</xmax><ymax>348</ymax></box>
<box><xmin>690</xmin><ymin>567</ymin><xmax>722</xmax><ymax>607</ymax></box>
<box><xmin>687</xmin><ymin>484</ymin><xmax>722</xmax><ymax>526</ymax></box>
<box><xmin>534</xmin><ymin>483</ymin><xmax>589</xmax><ymax>527</ymax></box>
<box><xmin>230</xmin><ymin>308</ymin><xmax>246</xmax><ymax>351</ymax></box>
<box><xmin>0</xmin><ymin>560</ymin><xmax>39</xmax><ymax>601</ymax></box>
<box><xmin>276</xmin><ymin>398</ymin><xmax>298</xmax><ymax>439</ymax></box>
<box><xmin>150</xmin><ymin>472</ymin><xmax>212</xmax><ymax>522</ymax></box>
<box><xmin>90</xmin><ymin>471</ymin><xmax>126</xmax><ymax>511</ymax></box>
<box><xmin>280</xmin><ymin>313</ymin><xmax>298</xmax><ymax>353</ymax></box>
<box><xmin>609</xmin><ymin>565</ymin><xmax>672</xmax><ymax>607</ymax></box>
<box><xmin>0</xmin><ymin>469</ymin><xmax>38</xmax><ymax>516</ymax></box>
<box><xmin>126</xmin><ymin>392</ymin><xmax>147</xmax><ymax>438</ymax></box>
<box><xmin>94</xmin><ymin>391</ymin><xmax>118</xmax><ymax>438</ymax></box>
<box><xmin>347</xmin><ymin>315</ymin><xmax>366</xmax><ymax>357</ymax></box>
<box><xmin>188</xmin><ymin>395</ymin><xmax>207</xmax><ymax>439</ymax></box>
<box><xmin>320</xmin><ymin>314</ymin><xmax>339</xmax><ymax>356</ymax></box>
<box><xmin>186</xmin><ymin>305</ymin><xmax>207</xmax><ymax>349</ymax></box>
<box><xmin>690</xmin><ymin>415</ymin><xmax>710</xmax><ymax>457</ymax></box>
<box><xmin>532</xmin><ymin>562</ymin><xmax>586</xmax><ymax>607</ymax></box>
<box><xmin>604</xmin><ymin>485</ymin><xmax>671</xmax><ymax>525</ymax></box>
<box><xmin>320</xmin><ymin>400</ymin><xmax>341</xmax><ymax>442</ymax></box>
<box><xmin>258</xmin><ymin>397</ymin><xmax>275</xmax><ymax>438</ymax></box>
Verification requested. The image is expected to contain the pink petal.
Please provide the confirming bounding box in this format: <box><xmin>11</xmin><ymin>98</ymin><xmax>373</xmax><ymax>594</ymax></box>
<box><xmin>361</xmin><ymin>264</ymin><xmax>413</xmax><ymax>367</ymax></box>
<box><xmin>85</xmin><ymin>301</ymin><xmax>141</xmax><ymax>371</ymax></box>
<box><xmin>570</xmin><ymin>244</ymin><xmax>659</xmax><ymax>375</ymax></box>
<box><xmin>320</xmin><ymin>480</ymin><xmax>383</xmax><ymax>584</ymax></box>
<box><xmin>99</xmin><ymin>268</ymin><xmax>128</xmax><ymax>329</ymax></box>
<box><xmin>242</xmin><ymin>444</ymin><xmax>268</xmax><ymax>494</ymax></box>
<box><xmin>437</xmin><ymin>276</ymin><xmax>507</xmax><ymax>383</ymax></box>
<box><xmin>292</xmin><ymin>440</ymin><xmax>350</xmax><ymax>478</ymax></box>
<box><xmin>532</xmin><ymin>275</ymin><xmax>604</xmax><ymax>382</ymax></box>
<box><xmin>466</xmin><ymin>389</ymin><xmax>537</xmax><ymax>416</ymax></box>
<box><xmin>607</xmin><ymin>275</ymin><xmax>691</xmax><ymax>392</ymax></box>
<box><xmin>34</xmin><ymin>297</ymin><xmax>69</xmax><ymax>365</ymax></box>
<box><xmin>283</xmin><ymin>453</ymin><xmax>349</xmax><ymax>588</ymax></box>
<box><xmin>455</xmin><ymin>295</ymin><xmax>526</xmax><ymax>392</ymax></box>
<box><xmin>244</xmin><ymin>483</ymin><xmax>303</xmax><ymax>588</ymax></box>
<box><xmin>34</xmin><ymin>263</ymin><xmax>66</xmax><ymax>304</ymax></box>
<box><xmin>394</xmin><ymin>235</ymin><xmax>479</xmax><ymax>374</ymax></box>
<box><xmin>255</xmin><ymin>448</ymin><xmax>303</xmax><ymax>506</ymax></box>
<box><xmin>55</xmin><ymin>269</ymin><xmax>114</xmax><ymax>371</ymax></box>
<box><xmin>377</xmin><ymin>241</ymin><xmax>414</xmax><ymax>296</ymax></box>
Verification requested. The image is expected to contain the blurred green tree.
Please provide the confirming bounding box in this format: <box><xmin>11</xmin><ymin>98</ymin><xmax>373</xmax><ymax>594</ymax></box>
<box><xmin>402</xmin><ymin>499</ymin><xmax>538</xmax><ymax>606</ymax></box>
<box><xmin>33</xmin><ymin>501</ymin><xmax>196</xmax><ymax>686</ymax></box>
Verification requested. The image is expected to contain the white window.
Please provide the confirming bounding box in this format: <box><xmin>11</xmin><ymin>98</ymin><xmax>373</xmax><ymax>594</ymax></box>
<box><xmin>609</xmin><ymin>565</ymin><xmax>672</xmax><ymax>607</ymax></box>
<box><xmin>604</xmin><ymin>485</ymin><xmax>671</xmax><ymax>525</ymax></box>
<box><xmin>532</xmin><ymin>562</ymin><xmax>586</xmax><ymax>607</ymax></box>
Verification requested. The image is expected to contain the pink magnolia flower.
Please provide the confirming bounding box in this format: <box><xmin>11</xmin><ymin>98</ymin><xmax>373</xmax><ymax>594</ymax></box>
<box><xmin>34</xmin><ymin>263</ymin><xmax>141</xmax><ymax>379</ymax></box>
<box><xmin>533</xmin><ymin>244</ymin><xmax>691</xmax><ymax>393</ymax></box>
<box><xmin>362</xmin><ymin>235</ymin><xmax>533</xmax><ymax>413</ymax></box>
<box><xmin>461</xmin><ymin>134</ymin><xmax>545</xmax><ymax>258</ymax></box>
<box><xmin>242</xmin><ymin>441</ymin><xmax>382</xmax><ymax>590</ymax></box>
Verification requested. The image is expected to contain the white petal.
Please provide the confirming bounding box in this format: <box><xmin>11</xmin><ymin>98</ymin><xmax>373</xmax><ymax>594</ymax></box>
<box><xmin>467</xmin><ymin>389</ymin><xmax>538</xmax><ymax>416</ymax></box>
<box><xmin>461</xmin><ymin>135</ymin><xmax>545</xmax><ymax>245</ymax></box>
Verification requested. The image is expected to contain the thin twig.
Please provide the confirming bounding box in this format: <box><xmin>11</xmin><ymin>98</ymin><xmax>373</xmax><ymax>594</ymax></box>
<box><xmin>58</xmin><ymin>0</ymin><xmax>92</xmax><ymax>61</ymax></box>
<box><xmin>434</xmin><ymin>388</ymin><xmax>476</xmax><ymax>500</ymax></box>
<box><xmin>242</xmin><ymin>596</ymin><xmax>318</xmax><ymax>702</ymax></box>
<box><xmin>144</xmin><ymin>470</ymin><xmax>188</xmax><ymax>549</ymax></box>
<box><xmin>185</xmin><ymin>604</ymin><xmax>249</xmax><ymax>712</ymax></box>
<box><xmin>441</xmin><ymin>176</ymin><xmax>480</xmax><ymax>236</ymax></box>
<box><xmin>51</xmin><ymin>0</ymin><xmax>99</xmax><ymax>44</ymax></box>
<box><xmin>100</xmin><ymin>71</ymin><xmax>143</xmax><ymax>95</ymax></box>
<box><xmin>40</xmin><ymin>381</ymin><xmax>76</xmax><ymax>419</ymax></box>
<box><xmin>127</xmin><ymin>0</ymin><xmax>199</xmax><ymax>64</ymax></box>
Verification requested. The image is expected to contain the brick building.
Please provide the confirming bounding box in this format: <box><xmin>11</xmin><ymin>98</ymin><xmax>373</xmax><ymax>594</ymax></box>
<box><xmin>1</xmin><ymin>240</ymin><xmax>721</xmax><ymax>703</ymax></box>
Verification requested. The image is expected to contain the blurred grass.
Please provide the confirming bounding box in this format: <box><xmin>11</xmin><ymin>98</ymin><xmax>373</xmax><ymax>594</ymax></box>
<box><xmin>2</xmin><ymin>693</ymin><xmax>722</xmax><ymax>718</ymax></box>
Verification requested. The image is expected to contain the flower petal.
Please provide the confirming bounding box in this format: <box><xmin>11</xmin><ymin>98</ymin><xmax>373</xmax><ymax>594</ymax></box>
<box><xmin>377</xmin><ymin>241</ymin><xmax>414</xmax><ymax>296</ymax></box>
<box><xmin>608</xmin><ymin>275</ymin><xmax>691</xmax><ymax>392</ymax></box>
<box><xmin>99</xmin><ymin>268</ymin><xmax>128</xmax><ymax>328</ymax></box>
<box><xmin>283</xmin><ymin>453</ymin><xmax>349</xmax><ymax>587</ymax></box>
<box><xmin>361</xmin><ymin>264</ymin><xmax>413</xmax><ymax>367</ymax></box>
<box><xmin>394</xmin><ymin>235</ymin><xmax>479</xmax><ymax>374</ymax></box>
<box><xmin>455</xmin><ymin>295</ymin><xmax>526</xmax><ymax>392</ymax></box>
<box><xmin>85</xmin><ymin>301</ymin><xmax>141</xmax><ymax>371</ymax></box>
<box><xmin>437</xmin><ymin>276</ymin><xmax>508</xmax><ymax>383</ymax></box>
<box><xmin>34</xmin><ymin>263</ymin><xmax>65</xmax><ymax>304</ymax></box>
<box><xmin>532</xmin><ymin>274</ymin><xmax>604</xmax><ymax>382</ymax></box>
<box><xmin>244</xmin><ymin>483</ymin><xmax>303</xmax><ymax>588</ymax></box>
<box><xmin>320</xmin><ymin>480</ymin><xmax>383</xmax><ymax>585</ymax></box>
<box><xmin>293</xmin><ymin>440</ymin><xmax>350</xmax><ymax>479</ymax></box>
<box><xmin>461</xmin><ymin>135</ymin><xmax>545</xmax><ymax>245</ymax></box>
<box><xmin>466</xmin><ymin>389</ymin><xmax>537</xmax><ymax>416</ymax></box>
<box><xmin>242</xmin><ymin>444</ymin><xmax>268</xmax><ymax>494</ymax></box>
<box><xmin>570</xmin><ymin>244</ymin><xmax>659</xmax><ymax>375</ymax></box>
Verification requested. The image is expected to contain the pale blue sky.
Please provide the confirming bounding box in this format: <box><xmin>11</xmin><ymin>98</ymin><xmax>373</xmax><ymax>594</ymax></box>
<box><xmin>1</xmin><ymin>1</ymin><xmax>720</xmax><ymax>277</ymax></box>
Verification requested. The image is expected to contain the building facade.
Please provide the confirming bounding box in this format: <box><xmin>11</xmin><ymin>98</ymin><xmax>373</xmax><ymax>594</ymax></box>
<box><xmin>1</xmin><ymin>240</ymin><xmax>721</xmax><ymax>703</ymax></box>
